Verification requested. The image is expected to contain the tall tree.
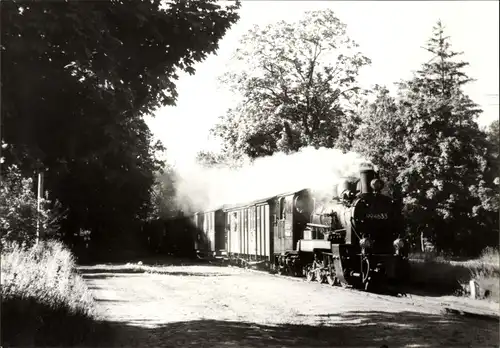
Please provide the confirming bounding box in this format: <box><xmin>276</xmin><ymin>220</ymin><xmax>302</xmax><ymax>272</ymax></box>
<box><xmin>485</xmin><ymin>119</ymin><xmax>499</xmax><ymax>184</ymax></box>
<box><xmin>375</xmin><ymin>21</ymin><xmax>497</xmax><ymax>255</ymax></box>
<box><xmin>1</xmin><ymin>0</ymin><xmax>240</xmax><ymax>254</ymax></box>
<box><xmin>150</xmin><ymin>166</ymin><xmax>179</xmax><ymax>220</ymax></box>
<box><xmin>212</xmin><ymin>9</ymin><xmax>370</xmax><ymax>159</ymax></box>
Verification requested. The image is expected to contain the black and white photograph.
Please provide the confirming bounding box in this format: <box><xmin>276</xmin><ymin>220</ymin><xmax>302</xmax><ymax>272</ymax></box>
<box><xmin>0</xmin><ymin>0</ymin><xmax>499</xmax><ymax>347</ymax></box>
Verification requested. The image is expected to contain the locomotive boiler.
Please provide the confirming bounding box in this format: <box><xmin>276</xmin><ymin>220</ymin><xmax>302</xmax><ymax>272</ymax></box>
<box><xmin>276</xmin><ymin>164</ymin><xmax>409</xmax><ymax>291</ymax></box>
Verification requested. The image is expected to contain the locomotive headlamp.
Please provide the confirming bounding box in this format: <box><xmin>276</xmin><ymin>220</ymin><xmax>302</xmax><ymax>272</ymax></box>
<box><xmin>370</xmin><ymin>179</ymin><xmax>385</xmax><ymax>193</ymax></box>
<box><xmin>393</xmin><ymin>238</ymin><xmax>404</xmax><ymax>255</ymax></box>
<box><xmin>359</xmin><ymin>236</ymin><xmax>373</xmax><ymax>255</ymax></box>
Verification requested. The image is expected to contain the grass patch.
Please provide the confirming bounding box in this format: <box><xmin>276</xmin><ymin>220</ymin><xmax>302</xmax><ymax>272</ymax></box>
<box><xmin>465</xmin><ymin>247</ymin><xmax>500</xmax><ymax>302</ymax></box>
<box><xmin>408</xmin><ymin>247</ymin><xmax>500</xmax><ymax>301</ymax></box>
<box><xmin>1</xmin><ymin>240</ymin><xmax>109</xmax><ymax>346</ymax></box>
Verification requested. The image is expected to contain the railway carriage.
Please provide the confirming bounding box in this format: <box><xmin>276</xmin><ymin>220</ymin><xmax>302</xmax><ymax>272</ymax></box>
<box><xmin>224</xmin><ymin>197</ymin><xmax>274</xmax><ymax>266</ymax></box>
<box><xmin>191</xmin><ymin>209</ymin><xmax>226</xmax><ymax>258</ymax></box>
<box><xmin>272</xmin><ymin>189</ymin><xmax>315</xmax><ymax>275</ymax></box>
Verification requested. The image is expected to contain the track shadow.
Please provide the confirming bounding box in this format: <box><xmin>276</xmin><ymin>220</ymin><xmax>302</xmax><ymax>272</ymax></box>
<box><xmin>79</xmin><ymin>267</ymin><xmax>236</xmax><ymax>278</ymax></box>
<box><xmin>78</xmin><ymin>267</ymin><xmax>145</xmax><ymax>274</ymax></box>
<box><xmin>82</xmin><ymin>310</ymin><xmax>499</xmax><ymax>347</ymax></box>
<box><xmin>5</xmin><ymin>297</ymin><xmax>496</xmax><ymax>346</ymax></box>
<box><xmin>78</xmin><ymin>255</ymin><xmax>214</xmax><ymax>267</ymax></box>
<box><xmin>141</xmin><ymin>271</ymin><xmax>234</xmax><ymax>277</ymax></box>
<box><xmin>82</xmin><ymin>274</ymin><xmax>130</xmax><ymax>280</ymax></box>
<box><xmin>94</xmin><ymin>299</ymin><xmax>131</xmax><ymax>303</ymax></box>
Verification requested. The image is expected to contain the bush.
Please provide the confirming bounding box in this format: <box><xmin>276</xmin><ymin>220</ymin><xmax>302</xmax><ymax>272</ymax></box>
<box><xmin>477</xmin><ymin>246</ymin><xmax>500</xmax><ymax>265</ymax></box>
<box><xmin>0</xmin><ymin>165</ymin><xmax>66</xmax><ymax>247</ymax></box>
<box><xmin>1</xmin><ymin>240</ymin><xmax>99</xmax><ymax>346</ymax></box>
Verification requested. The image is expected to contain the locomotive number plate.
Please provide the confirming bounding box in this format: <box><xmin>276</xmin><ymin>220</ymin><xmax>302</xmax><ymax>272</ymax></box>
<box><xmin>366</xmin><ymin>213</ymin><xmax>388</xmax><ymax>220</ymax></box>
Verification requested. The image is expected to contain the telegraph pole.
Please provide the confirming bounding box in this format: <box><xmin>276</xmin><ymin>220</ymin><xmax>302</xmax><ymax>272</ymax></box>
<box><xmin>36</xmin><ymin>165</ymin><xmax>44</xmax><ymax>243</ymax></box>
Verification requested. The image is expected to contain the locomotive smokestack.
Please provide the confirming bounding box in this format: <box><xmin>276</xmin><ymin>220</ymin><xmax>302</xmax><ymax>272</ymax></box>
<box><xmin>359</xmin><ymin>164</ymin><xmax>375</xmax><ymax>194</ymax></box>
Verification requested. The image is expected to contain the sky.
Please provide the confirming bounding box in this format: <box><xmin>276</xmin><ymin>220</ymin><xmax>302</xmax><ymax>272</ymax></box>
<box><xmin>145</xmin><ymin>1</ymin><xmax>500</xmax><ymax>166</ymax></box>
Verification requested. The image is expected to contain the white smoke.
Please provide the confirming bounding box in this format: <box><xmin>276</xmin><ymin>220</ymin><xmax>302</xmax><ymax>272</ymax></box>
<box><xmin>169</xmin><ymin>146</ymin><xmax>372</xmax><ymax>213</ymax></box>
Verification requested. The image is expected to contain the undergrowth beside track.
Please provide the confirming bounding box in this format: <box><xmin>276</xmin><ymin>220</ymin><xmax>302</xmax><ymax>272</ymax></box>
<box><xmin>408</xmin><ymin>247</ymin><xmax>500</xmax><ymax>301</ymax></box>
<box><xmin>0</xmin><ymin>240</ymin><xmax>109</xmax><ymax>347</ymax></box>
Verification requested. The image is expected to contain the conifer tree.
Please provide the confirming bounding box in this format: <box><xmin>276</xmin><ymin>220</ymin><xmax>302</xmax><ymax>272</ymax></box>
<box><xmin>394</xmin><ymin>21</ymin><xmax>498</xmax><ymax>255</ymax></box>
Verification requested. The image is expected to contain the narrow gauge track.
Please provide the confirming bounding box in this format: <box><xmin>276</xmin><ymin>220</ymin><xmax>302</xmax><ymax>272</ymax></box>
<box><xmin>205</xmin><ymin>257</ymin><xmax>499</xmax><ymax>320</ymax></box>
<box><xmin>208</xmin><ymin>257</ymin><xmax>418</xmax><ymax>307</ymax></box>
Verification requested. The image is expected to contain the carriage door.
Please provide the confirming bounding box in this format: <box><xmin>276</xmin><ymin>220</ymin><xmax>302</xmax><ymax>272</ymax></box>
<box><xmin>276</xmin><ymin>197</ymin><xmax>286</xmax><ymax>254</ymax></box>
<box><xmin>283</xmin><ymin>196</ymin><xmax>294</xmax><ymax>251</ymax></box>
<box><xmin>275</xmin><ymin>197</ymin><xmax>293</xmax><ymax>253</ymax></box>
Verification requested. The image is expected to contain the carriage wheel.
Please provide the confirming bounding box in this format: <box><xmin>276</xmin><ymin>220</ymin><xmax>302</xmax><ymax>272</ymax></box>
<box><xmin>315</xmin><ymin>270</ymin><xmax>324</xmax><ymax>284</ymax></box>
<box><xmin>306</xmin><ymin>269</ymin><xmax>315</xmax><ymax>282</ymax></box>
<box><xmin>326</xmin><ymin>274</ymin><xmax>337</xmax><ymax>286</ymax></box>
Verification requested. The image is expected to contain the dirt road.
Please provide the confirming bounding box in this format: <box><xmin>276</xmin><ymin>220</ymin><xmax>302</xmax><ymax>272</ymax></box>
<box><xmin>80</xmin><ymin>263</ymin><xmax>499</xmax><ymax>347</ymax></box>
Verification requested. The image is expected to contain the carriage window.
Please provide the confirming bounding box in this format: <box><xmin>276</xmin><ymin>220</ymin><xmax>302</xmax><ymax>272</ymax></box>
<box><xmin>286</xmin><ymin>198</ymin><xmax>293</xmax><ymax>214</ymax></box>
<box><xmin>244</xmin><ymin>209</ymin><xmax>247</xmax><ymax>231</ymax></box>
<box><xmin>248</xmin><ymin>208</ymin><xmax>252</xmax><ymax>230</ymax></box>
<box><xmin>279</xmin><ymin>197</ymin><xmax>285</xmax><ymax>219</ymax></box>
<box><xmin>256</xmin><ymin>207</ymin><xmax>260</xmax><ymax>230</ymax></box>
<box><xmin>250</xmin><ymin>208</ymin><xmax>253</xmax><ymax>231</ymax></box>
<box><xmin>232</xmin><ymin>212</ymin><xmax>238</xmax><ymax>232</ymax></box>
<box><xmin>252</xmin><ymin>207</ymin><xmax>256</xmax><ymax>230</ymax></box>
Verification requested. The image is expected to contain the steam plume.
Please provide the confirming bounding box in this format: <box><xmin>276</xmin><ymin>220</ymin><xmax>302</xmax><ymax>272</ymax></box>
<box><xmin>169</xmin><ymin>147</ymin><xmax>371</xmax><ymax>213</ymax></box>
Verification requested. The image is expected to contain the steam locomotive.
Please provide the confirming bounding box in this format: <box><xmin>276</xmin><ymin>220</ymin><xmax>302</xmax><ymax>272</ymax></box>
<box><xmin>159</xmin><ymin>163</ymin><xmax>409</xmax><ymax>291</ymax></box>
